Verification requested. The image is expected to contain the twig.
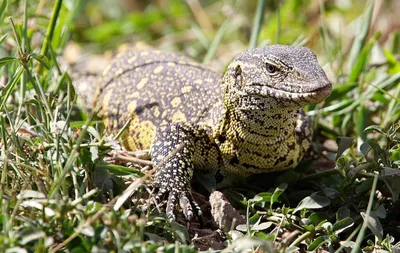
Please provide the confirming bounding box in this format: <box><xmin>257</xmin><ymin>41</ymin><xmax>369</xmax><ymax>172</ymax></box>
<box><xmin>113</xmin><ymin>153</ymin><xmax>153</xmax><ymax>166</ymax></box>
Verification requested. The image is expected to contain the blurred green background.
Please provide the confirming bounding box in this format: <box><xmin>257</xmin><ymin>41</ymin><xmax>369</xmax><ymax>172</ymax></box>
<box><xmin>9</xmin><ymin>0</ymin><xmax>398</xmax><ymax>71</ymax></box>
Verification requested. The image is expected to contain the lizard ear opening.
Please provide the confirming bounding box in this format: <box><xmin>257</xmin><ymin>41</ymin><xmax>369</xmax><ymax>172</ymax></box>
<box><xmin>234</xmin><ymin>65</ymin><xmax>243</xmax><ymax>88</ymax></box>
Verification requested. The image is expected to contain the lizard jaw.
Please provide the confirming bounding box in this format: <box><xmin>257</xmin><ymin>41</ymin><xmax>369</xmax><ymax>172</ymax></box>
<box><xmin>246</xmin><ymin>81</ymin><xmax>331</xmax><ymax>105</ymax></box>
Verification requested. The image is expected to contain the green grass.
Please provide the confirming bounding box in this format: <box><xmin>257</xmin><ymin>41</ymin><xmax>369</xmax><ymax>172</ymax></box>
<box><xmin>0</xmin><ymin>0</ymin><xmax>399</xmax><ymax>252</ymax></box>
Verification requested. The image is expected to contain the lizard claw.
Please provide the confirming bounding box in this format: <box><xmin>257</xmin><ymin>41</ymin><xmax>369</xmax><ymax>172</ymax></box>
<box><xmin>179</xmin><ymin>192</ymin><xmax>202</xmax><ymax>220</ymax></box>
<box><xmin>178</xmin><ymin>194</ymin><xmax>194</xmax><ymax>221</ymax></box>
<box><xmin>152</xmin><ymin>186</ymin><xmax>202</xmax><ymax>222</ymax></box>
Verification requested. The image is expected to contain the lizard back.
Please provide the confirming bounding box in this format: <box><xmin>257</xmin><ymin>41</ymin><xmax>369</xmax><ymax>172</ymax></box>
<box><xmin>98</xmin><ymin>49</ymin><xmax>223</xmax><ymax>150</ymax></box>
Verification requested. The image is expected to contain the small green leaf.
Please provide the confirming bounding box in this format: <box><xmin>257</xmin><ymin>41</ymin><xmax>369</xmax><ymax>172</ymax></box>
<box><xmin>248</xmin><ymin>213</ymin><xmax>261</xmax><ymax>224</ymax></box>
<box><xmin>31</xmin><ymin>53</ymin><xmax>50</xmax><ymax>69</ymax></box>
<box><xmin>333</xmin><ymin>217</ymin><xmax>354</xmax><ymax>234</ymax></box>
<box><xmin>371</xmin><ymin>92</ymin><xmax>390</xmax><ymax>104</ymax></box>
<box><xmin>0</xmin><ymin>56</ymin><xmax>16</xmax><ymax>68</ymax></box>
<box><xmin>336</xmin><ymin>206</ymin><xmax>351</xmax><ymax>221</ymax></box>
<box><xmin>369</xmin><ymin>141</ymin><xmax>389</xmax><ymax>165</ymax></box>
<box><xmin>303</xmin><ymin>224</ymin><xmax>315</xmax><ymax>232</ymax></box>
<box><xmin>374</xmin><ymin>205</ymin><xmax>386</xmax><ymax>219</ymax></box>
<box><xmin>363</xmin><ymin>245</ymin><xmax>375</xmax><ymax>252</ymax></box>
<box><xmin>321</xmin><ymin>221</ymin><xmax>333</xmax><ymax>232</ymax></box>
<box><xmin>225</xmin><ymin>189</ymin><xmax>246</xmax><ymax>207</ymax></box>
<box><xmin>70</xmin><ymin>120</ymin><xmax>102</xmax><ymax>128</ymax></box>
<box><xmin>384</xmin><ymin>48</ymin><xmax>400</xmax><ymax>75</ymax></box>
<box><xmin>364</xmin><ymin>125</ymin><xmax>387</xmax><ymax>135</ymax></box>
<box><xmin>360</xmin><ymin>142</ymin><xmax>372</xmax><ymax>158</ymax></box>
<box><xmin>0</xmin><ymin>33</ymin><xmax>7</xmax><ymax>44</ymax></box>
<box><xmin>390</xmin><ymin>150</ymin><xmax>400</xmax><ymax>162</ymax></box>
<box><xmin>356</xmin><ymin>178</ymin><xmax>373</xmax><ymax>194</ymax></box>
<box><xmin>145</xmin><ymin>232</ymin><xmax>164</xmax><ymax>242</ymax></box>
<box><xmin>270</xmin><ymin>183</ymin><xmax>287</xmax><ymax>208</ymax></box>
<box><xmin>236</xmin><ymin>224</ymin><xmax>248</xmax><ymax>232</ymax></box>
<box><xmin>95</xmin><ymin>161</ymin><xmax>141</xmax><ymax>176</ymax></box>
<box><xmin>300</xmin><ymin>218</ymin><xmax>312</xmax><ymax>226</ymax></box>
<box><xmin>90</xmin><ymin>145</ymin><xmax>99</xmax><ymax>161</ymax></box>
<box><xmin>252</xmin><ymin>222</ymin><xmax>273</xmax><ymax>231</ymax></box>
<box><xmin>307</xmin><ymin>236</ymin><xmax>327</xmax><ymax>251</ymax></box>
<box><xmin>360</xmin><ymin>212</ymin><xmax>383</xmax><ymax>241</ymax></box>
<box><xmin>316</xmin><ymin>219</ymin><xmax>330</xmax><ymax>229</ymax></box>
<box><xmin>80</xmin><ymin>226</ymin><xmax>95</xmax><ymax>237</ymax></box>
<box><xmin>320</xmin><ymin>186</ymin><xmax>338</xmax><ymax>198</ymax></box>
<box><xmin>383</xmin><ymin>175</ymin><xmax>400</xmax><ymax>202</ymax></box>
<box><xmin>336</xmin><ymin>136</ymin><xmax>354</xmax><ymax>160</ymax></box>
<box><xmin>254</xmin><ymin>231</ymin><xmax>268</xmax><ymax>239</ymax></box>
<box><xmin>309</xmin><ymin>213</ymin><xmax>328</xmax><ymax>226</ymax></box>
<box><xmin>170</xmin><ymin>221</ymin><xmax>190</xmax><ymax>244</ymax></box>
<box><xmin>293</xmin><ymin>194</ymin><xmax>330</xmax><ymax>213</ymax></box>
<box><xmin>251</xmin><ymin>192</ymin><xmax>272</xmax><ymax>204</ymax></box>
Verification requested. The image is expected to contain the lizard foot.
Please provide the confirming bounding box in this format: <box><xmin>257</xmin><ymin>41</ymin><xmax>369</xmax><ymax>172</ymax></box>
<box><xmin>154</xmin><ymin>188</ymin><xmax>202</xmax><ymax>222</ymax></box>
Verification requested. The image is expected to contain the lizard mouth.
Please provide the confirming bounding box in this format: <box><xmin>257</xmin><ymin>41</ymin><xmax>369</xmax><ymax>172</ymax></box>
<box><xmin>309</xmin><ymin>83</ymin><xmax>332</xmax><ymax>96</ymax></box>
<box><xmin>250</xmin><ymin>80</ymin><xmax>331</xmax><ymax>94</ymax></box>
<box><xmin>244</xmin><ymin>81</ymin><xmax>332</xmax><ymax>106</ymax></box>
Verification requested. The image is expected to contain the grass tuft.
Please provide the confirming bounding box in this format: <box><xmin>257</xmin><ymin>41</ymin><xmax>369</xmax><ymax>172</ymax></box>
<box><xmin>0</xmin><ymin>0</ymin><xmax>399</xmax><ymax>252</ymax></box>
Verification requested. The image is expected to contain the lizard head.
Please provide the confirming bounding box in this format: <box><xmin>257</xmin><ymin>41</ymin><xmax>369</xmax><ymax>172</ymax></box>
<box><xmin>223</xmin><ymin>45</ymin><xmax>332</xmax><ymax>110</ymax></box>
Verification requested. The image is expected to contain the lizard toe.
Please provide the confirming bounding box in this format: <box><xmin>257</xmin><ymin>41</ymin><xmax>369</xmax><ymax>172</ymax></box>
<box><xmin>182</xmin><ymin>192</ymin><xmax>202</xmax><ymax>218</ymax></box>
<box><xmin>154</xmin><ymin>188</ymin><xmax>166</xmax><ymax>203</ymax></box>
<box><xmin>166</xmin><ymin>191</ymin><xmax>178</xmax><ymax>220</ymax></box>
<box><xmin>179</xmin><ymin>194</ymin><xmax>194</xmax><ymax>221</ymax></box>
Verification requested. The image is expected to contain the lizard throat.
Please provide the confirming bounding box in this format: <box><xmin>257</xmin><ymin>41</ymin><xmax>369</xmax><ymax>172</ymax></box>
<box><xmin>226</xmin><ymin>107</ymin><xmax>299</xmax><ymax>144</ymax></box>
<box><xmin>215</xmin><ymin>107</ymin><xmax>303</xmax><ymax>175</ymax></box>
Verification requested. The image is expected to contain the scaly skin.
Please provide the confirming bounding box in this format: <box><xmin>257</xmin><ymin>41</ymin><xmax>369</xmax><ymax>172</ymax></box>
<box><xmin>74</xmin><ymin>45</ymin><xmax>332</xmax><ymax>220</ymax></box>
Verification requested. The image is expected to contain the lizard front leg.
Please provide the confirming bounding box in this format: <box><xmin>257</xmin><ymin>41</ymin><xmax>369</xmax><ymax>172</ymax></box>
<box><xmin>150</xmin><ymin>122</ymin><xmax>202</xmax><ymax>221</ymax></box>
<box><xmin>295</xmin><ymin>109</ymin><xmax>312</xmax><ymax>159</ymax></box>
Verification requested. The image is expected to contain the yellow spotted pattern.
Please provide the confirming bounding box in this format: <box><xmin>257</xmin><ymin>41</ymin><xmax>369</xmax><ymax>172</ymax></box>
<box><xmin>74</xmin><ymin>45</ymin><xmax>331</xmax><ymax>218</ymax></box>
<box><xmin>82</xmin><ymin>48</ymin><xmax>319</xmax><ymax>176</ymax></box>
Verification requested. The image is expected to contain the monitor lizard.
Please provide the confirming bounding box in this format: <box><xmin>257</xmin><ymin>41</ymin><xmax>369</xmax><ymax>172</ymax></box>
<box><xmin>73</xmin><ymin>45</ymin><xmax>332</xmax><ymax>221</ymax></box>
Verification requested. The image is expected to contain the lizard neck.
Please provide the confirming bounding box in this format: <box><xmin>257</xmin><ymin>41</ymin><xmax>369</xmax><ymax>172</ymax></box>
<box><xmin>214</xmin><ymin>69</ymin><xmax>301</xmax><ymax>143</ymax></box>
<box><xmin>221</xmin><ymin>107</ymin><xmax>300</xmax><ymax>144</ymax></box>
<box><xmin>214</xmin><ymin>106</ymin><xmax>303</xmax><ymax>175</ymax></box>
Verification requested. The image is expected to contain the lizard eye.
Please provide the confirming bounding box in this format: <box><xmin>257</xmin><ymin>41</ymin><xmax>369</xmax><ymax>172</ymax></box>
<box><xmin>265</xmin><ymin>63</ymin><xmax>277</xmax><ymax>74</ymax></box>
